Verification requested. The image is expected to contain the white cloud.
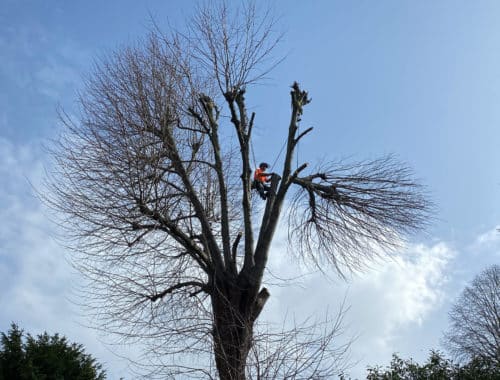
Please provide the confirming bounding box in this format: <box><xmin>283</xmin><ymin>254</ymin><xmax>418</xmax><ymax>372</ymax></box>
<box><xmin>366</xmin><ymin>243</ymin><xmax>453</xmax><ymax>327</ymax></box>
<box><xmin>474</xmin><ymin>225</ymin><xmax>500</xmax><ymax>246</ymax></box>
<box><xmin>0</xmin><ymin>137</ymin><xmax>133</xmax><ymax>379</ymax></box>
<box><xmin>261</xmin><ymin>219</ymin><xmax>500</xmax><ymax>378</ymax></box>
<box><xmin>261</xmin><ymin>227</ymin><xmax>456</xmax><ymax>379</ymax></box>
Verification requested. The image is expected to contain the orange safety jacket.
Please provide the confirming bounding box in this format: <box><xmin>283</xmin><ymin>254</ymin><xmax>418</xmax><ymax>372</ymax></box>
<box><xmin>254</xmin><ymin>167</ymin><xmax>271</xmax><ymax>183</ymax></box>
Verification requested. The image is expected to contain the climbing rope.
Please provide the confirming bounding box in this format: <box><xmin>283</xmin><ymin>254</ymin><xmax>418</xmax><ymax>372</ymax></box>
<box><xmin>250</xmin><ymin>137</ymin><xmax>257</xmax><ymax>168</ymax></box>
<box><xmin>270</xmin><ymin>137</ymin><xmax>287</xmax><ymax>171</ymax></box>
<box><xmin>250</xmin><ymin>122</ymin><xmax>305</xmax><ymax>172</ymax></box>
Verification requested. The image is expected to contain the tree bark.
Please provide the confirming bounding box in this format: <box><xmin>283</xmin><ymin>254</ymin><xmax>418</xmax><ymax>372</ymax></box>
<box><xmin>211</xmin><ymin>285</ymin><xmax>254</xmax><ymax>380</ymax></box>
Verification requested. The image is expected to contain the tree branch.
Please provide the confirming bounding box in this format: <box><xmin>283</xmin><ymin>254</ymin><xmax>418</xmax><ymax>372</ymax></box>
<box><xmin>232</xmin><ymin>231</ymin><xmax>243</xmax><ymax>263</ymax></box>
<box><xmin>253</xmin><ymin>82</ymin><xmax>311</xmax><ymax>282</ymax></box>
<box><xmin>148</xmin><ymin>281</ymin><xmax>209</xmax><ymax>302</ymax></box>
<box><xmin>136</xmin><ymin>200</ymin><xmax>212</xmax><ymax>272</ymax></box>
<box><xmin>294</xmin><ymin>126</ymin><xmax>313</xmax><ymax>144</ymax></box>
<box><xmin>287</xmin><ymin>156</ymin><xmax>431</xmax><ymax>274</ymax></box>
<box><xmin>225</xmin><ymin>88</ymin><xmax>255</xmax><ymax>273</ymax></box>
<box><xmin>197</xmin><ymin>94</ymin><xmax>234</xmax><ymax>274</ymax></box>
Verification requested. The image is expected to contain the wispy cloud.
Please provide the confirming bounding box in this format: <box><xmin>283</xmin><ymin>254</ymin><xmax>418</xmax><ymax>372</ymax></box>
<box><xmin>0</xmin><ymin>11</ymin><xmax>89</xmax><ymax>141</ymax></box>
<box><xmin>475</xmin><ymin>225</ymin><xmax>500</xmax><ymax>246</ymax></box>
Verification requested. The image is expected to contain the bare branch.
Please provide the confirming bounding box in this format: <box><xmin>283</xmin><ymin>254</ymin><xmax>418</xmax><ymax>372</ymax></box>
<box><xmin>148</xmin><ymin>281</ymin><xmax>209</xmax><ymax>302</ymax></box>
<box><xmin>288</xmin><ymin>155</ymin><xmax>431</xmax><ymax>275</ymax></box>
<box><xmin>189</xmin><ymin>1</ymin><xmax>284</xmax><ymax>92</ymax></box>
<box><xmin>248</xmin><ymin>304</ymin><xmax>354</xmax><ymax>379</ymax></box>
<box><xmin>294</xmin><ymin>126</ymin><xmax>314</xmax><ymax>143</ymax></box>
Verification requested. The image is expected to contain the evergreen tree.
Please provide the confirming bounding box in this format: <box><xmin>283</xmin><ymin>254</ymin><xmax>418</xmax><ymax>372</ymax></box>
<box><xmin>0</xmin><ymin>323</ymin><xmax>106</xmax><ymax>380</ymax></box>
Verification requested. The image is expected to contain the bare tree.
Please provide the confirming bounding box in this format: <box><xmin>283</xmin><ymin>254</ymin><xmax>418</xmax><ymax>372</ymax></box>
<box><xmin>444</xmin><ymin>264</ymin><xmax>500</xmax><ymax>366</ymax></box>
<box><xmin>45</xmin><ymin>2</ymin><xmax>430</xmax><ymax>379</ymax></box>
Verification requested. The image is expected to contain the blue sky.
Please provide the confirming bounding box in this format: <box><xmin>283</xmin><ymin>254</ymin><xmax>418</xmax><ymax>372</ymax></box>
<box><xmin>1</xmin><ymin>1</ymin><xmax>499</xmax><ymax>378</ymax></box>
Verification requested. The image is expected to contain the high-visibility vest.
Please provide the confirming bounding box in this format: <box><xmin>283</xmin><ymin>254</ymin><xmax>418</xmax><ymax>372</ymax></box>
<box><xmin>254</xmin><ymin>168</ymin><xmax>270</xmax><ymax>183</ymax></box>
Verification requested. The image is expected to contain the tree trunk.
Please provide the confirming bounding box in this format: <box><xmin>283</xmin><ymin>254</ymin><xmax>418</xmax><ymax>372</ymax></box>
<box><xmin>211</xmin><ymin>285</ymin><xmax>254</xmax><ymax>380</ymax></box>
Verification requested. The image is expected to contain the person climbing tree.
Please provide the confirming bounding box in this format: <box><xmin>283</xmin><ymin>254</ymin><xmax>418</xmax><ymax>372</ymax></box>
<box><xmin>253</xmin><ymin>162</ymin><xmax>273</xmax><ymax>199</ymax></box>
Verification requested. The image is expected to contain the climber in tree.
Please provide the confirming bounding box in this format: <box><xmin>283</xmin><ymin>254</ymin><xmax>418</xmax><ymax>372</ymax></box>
<box><xmin>253</xmin><ymin>162</ymin><xmax>274</xmax><ymax>200</ymax></box>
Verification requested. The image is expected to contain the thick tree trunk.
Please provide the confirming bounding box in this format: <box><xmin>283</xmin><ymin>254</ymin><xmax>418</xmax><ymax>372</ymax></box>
<box><xmin>212</xmin><ymin>288</ymin><xmax>254</xmax><ymax>380</ymax></box>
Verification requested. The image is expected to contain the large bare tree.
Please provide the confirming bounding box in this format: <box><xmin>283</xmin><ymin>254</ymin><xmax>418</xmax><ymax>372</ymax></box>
<box><xmin>444</xmin><ymin>264</ymin><xmax>500</xmax><ymax>366</ymax></box>
<box><xmin>46</xmin><ymin>2</ymin><xmax>430</xmax><ymax>379</ymax></box>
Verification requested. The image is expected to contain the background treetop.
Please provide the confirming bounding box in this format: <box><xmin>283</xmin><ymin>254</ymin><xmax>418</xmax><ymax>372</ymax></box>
<box><xmin>0</xmin><ymin>323</ymin><xmax>106</xmax><ymax>380</ymax></box>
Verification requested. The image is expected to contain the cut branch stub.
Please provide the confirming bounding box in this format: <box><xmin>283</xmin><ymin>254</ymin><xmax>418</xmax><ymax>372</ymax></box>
<box><xmin>291</xmin><ymin>81</ymin><xmax>311</xmax><ymax>118</ymax></box>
